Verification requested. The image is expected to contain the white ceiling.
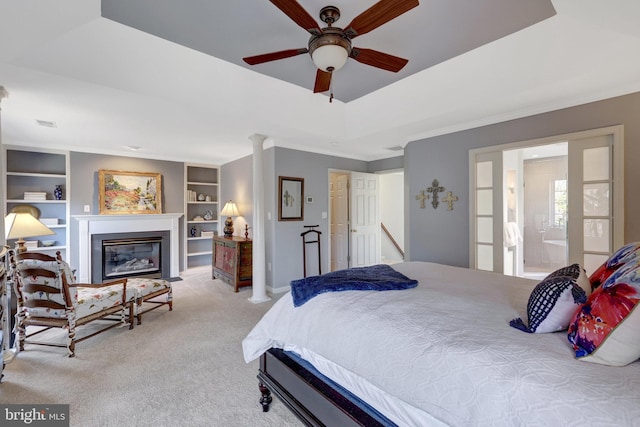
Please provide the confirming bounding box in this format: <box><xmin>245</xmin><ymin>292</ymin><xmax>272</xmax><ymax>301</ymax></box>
<box><xmin>1</xmin><ymin>1</ymin><xmax>640</xmax><ymax>165</ymax></box>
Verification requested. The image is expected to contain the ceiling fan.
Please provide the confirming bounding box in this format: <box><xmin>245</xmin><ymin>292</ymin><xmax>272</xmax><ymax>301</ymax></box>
<box><xmin>243</xmin><ymin>0</ymin><xmax>420</xmax><ymax>99</ymax></box>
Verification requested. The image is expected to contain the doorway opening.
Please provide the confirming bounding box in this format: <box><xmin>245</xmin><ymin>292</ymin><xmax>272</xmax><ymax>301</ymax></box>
<box><xmin>329</xmin><ymin>170</ymin><xmax>397</xmax><ymax>272</ymax></box>
<box><xmin>470</xmin><ymin>125</ymin><xmax>623</xmax><ymax>278</ymax></box>
<box><xmin>379</xmin><ymin>171</ymin><xmax>404</xmax><ymax>264</ymax></box>
<box><xmin>504</xmin><ymin>143</ymin><xmax>568</xmax><ymax>280</ymax></box>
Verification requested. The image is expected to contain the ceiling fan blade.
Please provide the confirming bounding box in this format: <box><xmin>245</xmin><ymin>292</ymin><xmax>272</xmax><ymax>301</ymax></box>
<box><xmin>243</xmin><ymin>48</ymin><xmax>308</xmax><ymax>65</ymax></box>
<box><xmin>270</xmin><ymin>0</ymin><xmax>322</xmax><ymax>35</ymax></box>
<box><xmin>344</xmin><ymin>0</ymin><xmax>419</xmax><ymax>38</ymax></box>
<box><xmin>351</xmin><ymin>47</ymin><xmax>409</xmax><ymax>72</ymax></box>
<box><xmin>313</xmin><ymin>69</ymin><xmax>332</xmax><ymax>93</ymax></box>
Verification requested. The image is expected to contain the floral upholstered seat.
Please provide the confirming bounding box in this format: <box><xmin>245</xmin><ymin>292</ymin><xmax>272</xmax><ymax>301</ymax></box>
<box><xmin>125</xmin><ymin>277</ymin><xmax>172</xmax><ymax>325</ymax></box>
<box><xmin>12</xmin><ymin>251</ymin><xmax>134</xmax><ymax>357</ymax></box>
<box><xmin>75</xmin><ymin>284</ymin><xmax>136</xmax><ymax>320</ymax></box>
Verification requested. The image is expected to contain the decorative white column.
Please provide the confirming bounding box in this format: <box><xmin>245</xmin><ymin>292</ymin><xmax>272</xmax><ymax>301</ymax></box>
<box><xmin>0</xmin><ymin>86</ymin><xmax>8</xmax><ymax>242</ymax></box>
<box><xmin>249</xmin><ymin>133</ymin><xmax>270</xmax><ymax>303</ymax></box>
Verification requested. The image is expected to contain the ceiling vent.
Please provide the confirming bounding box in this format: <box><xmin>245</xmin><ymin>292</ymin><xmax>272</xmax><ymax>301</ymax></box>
<box><xmin>386</xmin><ymin>145</ymin><xmax>404</xmax><ymax>151</ymax></box>
<box><xmin>36</xmin><ymin>120</ymin><xmax>57</xmax><ymax>128</ymax></box>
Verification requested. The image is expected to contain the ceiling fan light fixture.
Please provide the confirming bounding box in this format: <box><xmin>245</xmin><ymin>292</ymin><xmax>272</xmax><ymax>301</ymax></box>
<box><xmin>311</xmin><ymin>44</ymin><xmax>348</xmax><ymax>71</ymax></box>
<box><xmin>309</xmin><ymin>31</ymin><xmax>351</xmax><ymax>72</ymax></box>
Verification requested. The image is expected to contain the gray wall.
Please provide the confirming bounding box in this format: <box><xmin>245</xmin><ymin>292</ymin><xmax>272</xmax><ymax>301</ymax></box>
<box><xmin>272</xmin><ymin>147</ymin><xmax>369</xmax><ymax>288</ymax></box>
<box><xmin>368</xmin><ymin>155</ymin><xmax>404</xmax><ymax>173</ymax></box>
<box><xmin>220</xmin><ymin>154</ymin><xmax>253</xmax><ymax>238</ymax></box>
<box><xmin>222</xmin><ymin>146</ymin><xmax>370</xmax><ymax>290</ymax></box>
<box><xmin>405</xmin><ymin>91</ymin><xmax>640</xmax><ymax>267</ymax></box>
<box><xmin>69</xmin><ymin>152</ymin><xmax>185</xmax><ymax>271</ymax></box>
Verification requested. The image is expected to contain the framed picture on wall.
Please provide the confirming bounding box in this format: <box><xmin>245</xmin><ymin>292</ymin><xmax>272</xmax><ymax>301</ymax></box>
<box><xmin>98</xmin><ymin>169</ymin><xmax>163</xmax><ymax>214</ymax></box>
<box><xmin>278</xmin><ymin>176</ymin><xmax>304</xmax><ymax>221</ymax></box>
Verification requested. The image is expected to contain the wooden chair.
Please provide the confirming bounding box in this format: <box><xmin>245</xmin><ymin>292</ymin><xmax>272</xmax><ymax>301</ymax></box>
<box><xmin>1</xmin><ymin>246</ymin><xmax>15</xmax><ymax>380</ymax></box>
<box><xmin>11</xmin><ymin>251</ymin><xmax>134</xmax><ymax>357</ymax></box>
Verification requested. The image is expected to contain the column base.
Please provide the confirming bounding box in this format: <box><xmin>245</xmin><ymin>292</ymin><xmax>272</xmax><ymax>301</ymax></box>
<box><xmin>249</xmin><ymin>294</ymin><xmax>271</xmax><ymax>304</ymax></box>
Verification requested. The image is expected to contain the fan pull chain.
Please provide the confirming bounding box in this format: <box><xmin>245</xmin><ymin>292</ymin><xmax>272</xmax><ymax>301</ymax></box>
<box><xmin>329</xmin><ymin>72</ymin><xmax>334</xmax><ymax>103</ymax></box>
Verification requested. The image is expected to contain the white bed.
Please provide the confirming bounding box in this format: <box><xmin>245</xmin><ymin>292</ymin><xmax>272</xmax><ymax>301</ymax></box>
<box><xmin>243</xmin><ymin>262</ymin><xmax>640</xmax><ymax>426</ymax></box>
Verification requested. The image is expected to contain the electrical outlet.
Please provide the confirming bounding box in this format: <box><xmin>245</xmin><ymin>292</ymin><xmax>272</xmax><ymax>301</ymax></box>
<box><xmin>83</xmin><ymin>205</ymin><xmax>91</xmax><ymax>213</ymax></box>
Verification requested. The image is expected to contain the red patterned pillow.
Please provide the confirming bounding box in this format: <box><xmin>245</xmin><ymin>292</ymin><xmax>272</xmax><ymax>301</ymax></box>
<box><xmin>589</xmin><ymin>242</ymin><xmax>640</xmax><ymax>290</ymax></box>
<box><xmin>568</xmin><ymin>262</ymin><xmax>640</xmax><ymax>366</ymax></box>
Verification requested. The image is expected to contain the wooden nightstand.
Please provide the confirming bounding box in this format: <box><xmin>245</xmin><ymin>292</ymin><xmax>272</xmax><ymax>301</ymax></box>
<box><xmin>212</xmin><ymin>236</ymin><xmax>252</xmax><ymax>292</ymax></box>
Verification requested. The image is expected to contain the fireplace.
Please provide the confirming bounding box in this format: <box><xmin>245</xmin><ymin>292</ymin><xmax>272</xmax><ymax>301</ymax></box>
<box><xmin>103</xmin><ymin>238</ymin><xmax>161</xmax><ymax>279</ymax></box>
<box><xmin>75</xmin><ymin>214</ymin><xmax>182</xmax><ymax>283</ymax></box>
<box><xmin>92</xmin><ymin>231</ymin><xmax>170</xmax><ymax>282</ymax></box>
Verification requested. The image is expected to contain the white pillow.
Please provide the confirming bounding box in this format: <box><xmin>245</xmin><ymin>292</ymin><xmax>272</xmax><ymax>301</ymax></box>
<box><xmin>510</xmin><ymin>265</ymin><xmax>588</xmax><ymax>333</ymax></box>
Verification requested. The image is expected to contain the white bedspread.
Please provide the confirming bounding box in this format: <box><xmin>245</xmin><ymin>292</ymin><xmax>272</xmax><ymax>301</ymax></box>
<box><xmin>243</xmin><ymin>262</ymin><xmax>640</xmax><ymax>426</ymax></box>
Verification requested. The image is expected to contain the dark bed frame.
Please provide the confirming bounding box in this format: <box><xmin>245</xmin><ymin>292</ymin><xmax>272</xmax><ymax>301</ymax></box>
<box><xmin>257</xmin><ymin>348</ymin><xmax>395</xmax><ymax>427</ymax></box>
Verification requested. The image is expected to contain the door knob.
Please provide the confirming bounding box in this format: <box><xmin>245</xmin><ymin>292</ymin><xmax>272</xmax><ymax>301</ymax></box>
<box><xmin>351</xmin><ymin>229</ymin><xmax>357</xmax><ymax>232</ymax></box>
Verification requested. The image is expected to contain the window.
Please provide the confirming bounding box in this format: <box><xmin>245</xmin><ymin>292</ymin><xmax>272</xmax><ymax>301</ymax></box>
<box><xmin>552</xmin><ymin>179</ymin><xmax>567</xmax><ymax>226</ymax></box>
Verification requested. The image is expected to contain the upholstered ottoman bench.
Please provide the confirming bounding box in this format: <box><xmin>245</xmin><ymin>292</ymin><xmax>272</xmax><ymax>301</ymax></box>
<box><xmin>126</xmin><ymin>278</ymin><xmax>173</xmax><ymax>326</ymax></box>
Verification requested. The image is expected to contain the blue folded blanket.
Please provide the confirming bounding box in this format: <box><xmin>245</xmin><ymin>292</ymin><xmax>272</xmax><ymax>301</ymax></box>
<box><xmin>290</xmin><ymin>264</ymin><xmax>418</xmax><ymax>307</ymax></box>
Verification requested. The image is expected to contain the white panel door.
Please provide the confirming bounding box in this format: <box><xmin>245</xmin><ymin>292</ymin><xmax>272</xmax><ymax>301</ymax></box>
<box><xmin>350</xmin><ymin>172</ymin><xmax>380</xmax><ymax>268</ymax></box>
<box><xmin>330</xmin><ymin>173</ymin><xmax>350</xmax><ymax>271</ymax></box>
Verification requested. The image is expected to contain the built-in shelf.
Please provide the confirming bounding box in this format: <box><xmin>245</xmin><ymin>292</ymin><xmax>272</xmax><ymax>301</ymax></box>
<box><xmin>188</xmin><ymin>251</ymin><xmax>213</xmax><ymax>257</ymax></box>
<box><xmin>187</xmin><ymin>220</ymin><xmax>218</xmax><ymax>224</ymax></box>
<box><xmin>7</xmin><ymin>172</ymin><xmax>66</xmax><ymax>178</ymax></box>
<box><xmin>28</xmin><ymin>245</ymin><xmax>65</xmax><ymax>252</ymax></box>
<box><xmin>3</xmin><ymin>146</ymin><xmax>70</xmax><ymax>261</ymax></box>
<box><xmin>184</xmin><ymin>163</ymin><xmax>220</xmax><ymax>269</ymax></box>
<box><xmin>6</xmin><ymin>199</ymin><xmax>67</xmax><ymax>204</ymax></box>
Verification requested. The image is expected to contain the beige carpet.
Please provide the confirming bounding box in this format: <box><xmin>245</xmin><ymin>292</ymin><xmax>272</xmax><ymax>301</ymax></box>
<box><xmin>0</xmin><ymin>267</ymin><xmax>301</xmax><ymax>427</ymax></box>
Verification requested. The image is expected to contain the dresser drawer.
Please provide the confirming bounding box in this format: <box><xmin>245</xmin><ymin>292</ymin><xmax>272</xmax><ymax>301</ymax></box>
<box><xmin>214</xmin><ymin>243</ymin><xmax>236</xmax><ymax>274</ymax></box>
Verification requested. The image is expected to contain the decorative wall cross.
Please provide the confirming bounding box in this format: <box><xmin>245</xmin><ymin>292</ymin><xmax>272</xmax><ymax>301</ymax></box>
<box><xmin>427</xmin><ymin>179</ymin><xmax>445</xmax><ymax>209</ymax></box>
<box><xmin>415</xmin><ymin>190</ymin><xmax>430</xmax><ymax>209</ymax></box>
<box><xmin>415</xmin><ymin>179</ymin><xmax>460</xmax><ymax>211</ymax></box>
<box><xmin>442</xmin><ymin>191</ymin><xmax>459</xmax><ymax>210</ymax></box>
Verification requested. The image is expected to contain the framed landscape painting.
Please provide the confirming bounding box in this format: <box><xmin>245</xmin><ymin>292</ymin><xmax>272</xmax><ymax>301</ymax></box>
<box><xmin>98</xmin><ymin>170</ymin><xmax>162</xmax><ymax>214</ymax></box>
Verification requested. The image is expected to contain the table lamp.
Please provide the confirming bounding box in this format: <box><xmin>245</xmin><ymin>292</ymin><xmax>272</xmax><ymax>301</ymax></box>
<box><xmin>220</xmin><ymin>201</ymin><xmax>240</xmax><ymax>238</ymax></box>
<box><xmin>4</xmin><ymin>212</ymin><xmax>55</xmax><ymax>253</ymax></box>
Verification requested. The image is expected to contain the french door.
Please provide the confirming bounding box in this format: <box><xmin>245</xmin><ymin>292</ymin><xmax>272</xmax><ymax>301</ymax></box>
<box><xmin>470</xmin><ymin>126</ymin><xmax>623</xmax><ymax>274</ymax></box>
<box><xmin>471</xmin><ymin>151</ymin><xmax>503</xmax><ymax>272</ymax></box>
<box><xmin>567</xmin><ymin>134</ymin><xmax>621</xmax><ymax>274</ymax></box>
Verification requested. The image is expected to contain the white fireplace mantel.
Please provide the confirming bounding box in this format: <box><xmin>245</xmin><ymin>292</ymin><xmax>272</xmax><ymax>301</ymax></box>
<box><xmin>74</xmin><ymin>213</ymin><xmax>183</xmax><ymax>282</ymax></box>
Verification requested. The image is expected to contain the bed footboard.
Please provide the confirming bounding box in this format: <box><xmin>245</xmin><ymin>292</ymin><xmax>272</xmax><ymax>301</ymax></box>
<box><xmin>257</xmin><ymin>348</ymin><xmax>394</xmax><ymax>427</ymax></box>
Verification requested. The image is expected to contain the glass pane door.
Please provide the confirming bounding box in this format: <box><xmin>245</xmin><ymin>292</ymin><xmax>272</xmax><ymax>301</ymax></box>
<box><xmin>472</xmin><ymin>152</ymin><xmax>503</xmax><ymax>272</ymax></box>
<box><xmin>568</xmin><ymin>135</ymin><xmax>614</xmax><ymax>274</ymax></box>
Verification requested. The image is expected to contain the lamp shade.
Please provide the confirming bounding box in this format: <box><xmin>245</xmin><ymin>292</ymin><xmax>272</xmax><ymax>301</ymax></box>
<box><xmin>220</xmin><ymin>201</ymin><xmax>240</xmax><ymax>217</ymax></box>
<box><xmin>5</xmin><ymin>213</ymin><xmax>55</xmax><ymax>240</ymax></box>
<box><xmin>311</xmin><ymin>44</ymin><xmax>349</xmax><ymax>72</ymax></box>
